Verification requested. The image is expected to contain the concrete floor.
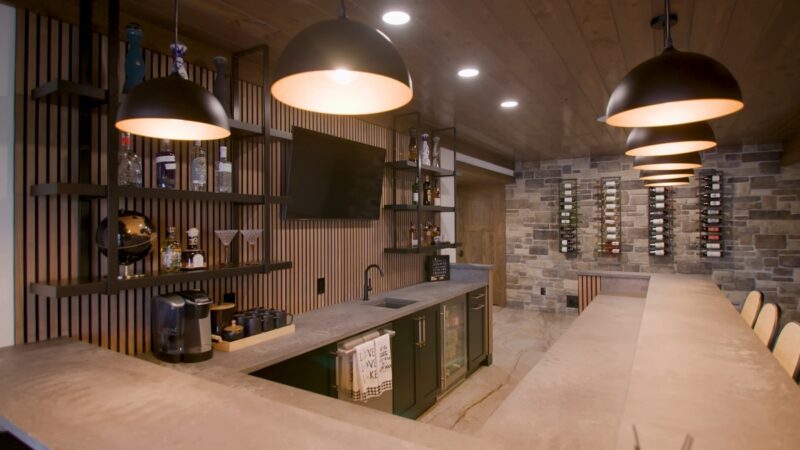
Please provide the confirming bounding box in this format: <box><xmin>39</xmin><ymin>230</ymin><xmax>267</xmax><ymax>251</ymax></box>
<box><xmin>418</xmin><ymin>306</ymin><xmax>576</xmax><ymax>432</ymax></box>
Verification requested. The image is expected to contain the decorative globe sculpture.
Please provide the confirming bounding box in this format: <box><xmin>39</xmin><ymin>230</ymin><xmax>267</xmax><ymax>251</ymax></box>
<box><xmin>96</xmin><ymin>210</ymin><xmax>157</xmax><ymax>279</ymax></box>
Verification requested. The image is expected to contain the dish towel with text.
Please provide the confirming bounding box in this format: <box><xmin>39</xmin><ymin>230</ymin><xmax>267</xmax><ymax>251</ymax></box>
<box><xmin>351</xmin><ymin>334</ymin><xmax>392</xmax><ymax>402</ymax></box>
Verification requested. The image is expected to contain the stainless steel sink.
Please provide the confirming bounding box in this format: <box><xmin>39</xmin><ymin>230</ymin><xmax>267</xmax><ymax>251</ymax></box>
<box><xmin>364</xmin><ymin>298</ymin><xmax>416</xmax><ymax>309</ymax></box>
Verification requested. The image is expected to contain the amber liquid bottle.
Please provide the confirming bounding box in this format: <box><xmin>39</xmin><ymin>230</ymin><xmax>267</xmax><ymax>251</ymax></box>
<box><xmin>410</xmin><ymin>222</ymin><xmax>418</xmax><ymax>247</ymax></box>
<box><xmin>423</xmin><ymin>176</ymin><xmax>431</xmax><ymax>205</ymax></box>
<box><xmin>408</xmin><ymin>128</ymin><xmax>418</xmax><ymax>163</ymax></box>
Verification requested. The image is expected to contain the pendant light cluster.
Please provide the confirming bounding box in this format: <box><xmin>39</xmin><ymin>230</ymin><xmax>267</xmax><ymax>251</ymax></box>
<box><xmin>604</xmin><ymin>0</ymin><xmax>743</xmax><ymax>187</ymax></box>
<box><xmin>271</xmin><ymin>0</ymin><xmax>413</xmax><ymax>115</ymax></box>
<box><xmin>116</xmin><ymin>0</ymin><xmax>230</xmax><ymax>141</ymax></box>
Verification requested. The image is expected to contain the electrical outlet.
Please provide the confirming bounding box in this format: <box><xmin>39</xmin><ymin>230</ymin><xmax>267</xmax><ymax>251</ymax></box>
<box><xmin>540</xmin><ymin>287</ymin><xmax>546</xmax><ymax>296</ymax></box>
<box><xmin>317</xmin><ymin>277</ymin><xmax>325</xmax><ymax>295</ymax></box>
<box><xmin>566</xmin><ymin>295</ymin><xmax>578</xmax><ymax>309</ymax></box>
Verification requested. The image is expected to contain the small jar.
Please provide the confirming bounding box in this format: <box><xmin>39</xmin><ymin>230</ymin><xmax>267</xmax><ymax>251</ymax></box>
<box><xmin>222</xmin><ymin>320</ymin><xmax>244</xmax><ymax>342</ymax></box>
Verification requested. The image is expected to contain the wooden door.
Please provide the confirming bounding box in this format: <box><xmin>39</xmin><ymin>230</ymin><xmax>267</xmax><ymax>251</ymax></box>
<box><xmin>457</xmin><ymin>180</ymin><xmax>507</xmax><ymax>306</ymax></box>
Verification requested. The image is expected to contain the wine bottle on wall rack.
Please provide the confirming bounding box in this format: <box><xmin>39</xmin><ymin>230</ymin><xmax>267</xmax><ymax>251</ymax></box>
<box><xmin>698</xmin><ymin>171</ymin><xmax>724</xmax><ymax>257</ymax></box>
<box><xmin>648</xmin><ymin>186</ymin><xmax>672</xmax><ymax>256</ymax></box>
<box><xmin>596</xmin><ymin>177</ymin><xmax>621</xmax><ymax>255</ymax></box>
<box><xmin>559</xmin><ymin>179</ymin><xmax>579</xmax><ymax>255</ymax></box>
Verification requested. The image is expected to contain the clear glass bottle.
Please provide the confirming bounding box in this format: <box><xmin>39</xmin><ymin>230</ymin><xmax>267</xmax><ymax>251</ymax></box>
<box><xmin>190</xmin><ymin>141</ymin><xmax>207</xmax><ymax>191</ymax></box>
<box><xmin>432</xmin><ymin>135</ymin><xmax>441</xmax><ymax>168</ymax></box>
<box><xmin>215</xmin><ymin>146</ymin><xmax>233</xmax><ymax>193</ymax></box>
<box><xmin>118</xmin><ymin>132</ymin><xmax>142</xmax><ymax>187</ymax></box>
<box><xmin>156</xmin><ymin>139</ymin><xmax>176</xmax><ymax>189</ymax></box>
<box><xmin>160</xmin><ymin>226</ymin><xmax>182</xmax><ymax>273</ymax></box>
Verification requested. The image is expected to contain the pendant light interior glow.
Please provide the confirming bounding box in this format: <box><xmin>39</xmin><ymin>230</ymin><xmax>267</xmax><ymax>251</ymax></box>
<box><xmin>501</xmin><ymin>100</ymin><xmax>519</xmax><ymax>108</ymax></box>
<box><xmin>115</xmin><ymin>0</ymin><xmax>229</xmax><ymax>140</ymax></box>
<box><xmin>644</xmin><ymin>177</ymin><xmax>691</xmax><ymax>187</ymax></box>
<box><xmin>382</xmin><ymin>11</ymin><xmax>410</xmax><ymax>25</ymax></box>
<box><xmin>633</xmin><ymin>152</ymin><xmax>702</xmax><ymax>171</ymax></box>
<box><xmin>604</xmin><ymin>0</ymin><xmax>743</xmax><ymax>127</ymax></box>
<box><xmin>626</xmin><ymin>121</ymin><xmax>716</xmax><ymax>156</ymax></box>
<box><xmin>458</xmin><ymin>68</ymin><xmax>480</xmax><ymax>78</ymax></box>
<box><xmin>639</xmin><ymin>169</ymin><xmax>694</xmax><ymax>181</ymax></box>
<box><xmin>272</xmin><ymin>1</ymin><xmax>413</xmax><ymax>115</ymax></box>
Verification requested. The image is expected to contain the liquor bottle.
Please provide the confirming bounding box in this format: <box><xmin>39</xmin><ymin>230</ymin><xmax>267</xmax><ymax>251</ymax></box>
<box><xmin>420</xmin><ymin>132</ymin><xmax>431</xmax><ymax>166</ymax></box>
<box><xmin>118</xmin><ymin>132</ymin><xmax>142</xmax><ymax>187</ymax></box>
<box><xmin>432</xmin><ymin>224</ymin><xmax>441</xmax><ymax>244</ymax></box>
<box><xmin>702</xmin><ymin>250</ymin><xmax>722</xmax><ymax>258</ymax></box>
<box><xmin>412</xmin><ymin>176</ymin><xmax>419</xmax><ymax>205</ymax></box>
<box><xmin>156</xmin><ymin>139</ymin><xmax>176</xmax><ymax>189</ymax></box>
<box><xmin>423</xmin><ymin>176</ymin><xmax>432</xmax><ymax>206</ymax></box>
<box><xmin>433</xmin><ymin>181</ymin><xmax>441</xmax><ymax>206</ymax></box>
<box><xmin>410</xmin><ymin>222</ymin><xmax>418</xmax><ymax>247</ymax></box>
<box><xmin>408</xmin><ymin>128</ymin><xmax>418</xmax><ymax>163</ymax></box>
<box><xmin>432</xmin><ymin>135</ymin><xmax>442</xmax><ymax>168</ymax></box>
<box><xmin>181</xmin><ymin>227</ymin><xmax>207</xmax><ymax>270</ymax></box>
<box><xmin>190</xmin><ymin>141</ymin><xmax>207</xmax><ymax>192</ymax></box>
<box><xmin>215</xmin><ymin>146</ymin><xmax>233</xmax><ymax>193</ymax></box>
<box><xmin>423</xmin><ymin>222</ymin><xmax>431</xmax><ymax>245</ymax></box>
<box><xmin>160</xmin><ymin>226</ymin><xmax>182</xmax><ymax>273</ymax></box>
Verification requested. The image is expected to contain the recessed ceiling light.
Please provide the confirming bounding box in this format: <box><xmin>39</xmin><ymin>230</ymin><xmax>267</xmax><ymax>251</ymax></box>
<box><xmin>458</xmin><ymin>68</ymin><xmax>479</xmax><ymax>78</ymax></box>
<box><xmin>501</xmin><ymin>100</ymin><xmax>519</xmax><ymax>108</ymax></box>
<box><xmin>382</xmin><ymin>11</ymin><xmax>410</xmax><ymax>25</ymax></box>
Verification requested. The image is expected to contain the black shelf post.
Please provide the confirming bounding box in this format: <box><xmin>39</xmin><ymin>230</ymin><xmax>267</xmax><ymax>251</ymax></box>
<box><xmin>106</xmin><ymin>0</ymin><xmax>121</xmax><ymax>292</ymax></box>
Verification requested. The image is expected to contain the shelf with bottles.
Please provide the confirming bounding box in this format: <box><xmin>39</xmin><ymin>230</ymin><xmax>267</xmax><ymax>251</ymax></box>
<box><xmin>386</xmin><ymin>160</ymin><xmax>455</xmax><ymax>177</ymax></box>
<box><xmin>596</xmin><ymin>177</ymin><xmax>622</xmax><ymax>255</ymax></box>
<box><xmin>28</xmin><ymin>261</ymin><xmax>292</xmax><ymax>298</ymax></box>
<box><xmin>648</xmin><ymin>186</ymin><xmax>672</xmax><ymax>256</ymax></box>
<box><xmin>698</xmin><ymin>172</ymin><xmax>724</xmax><ymax>258</ymax></box>
<box><xmin>559</xmin><ymin>179</ymin><xmax>579</xmax><ymax>255</ymax></box>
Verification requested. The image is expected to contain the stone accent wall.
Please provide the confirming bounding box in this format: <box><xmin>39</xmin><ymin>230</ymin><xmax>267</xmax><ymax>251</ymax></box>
<box><xmin>506</xmin><ymin>143</ymin><xmax>800</xmax><ymax>326</ymax></box>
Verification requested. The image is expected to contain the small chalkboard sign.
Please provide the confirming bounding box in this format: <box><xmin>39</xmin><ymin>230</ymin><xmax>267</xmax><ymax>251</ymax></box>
<box><xmin>425</xmin><ymin>255</ymin><xmax>450</xmax><ymax>282</ymax></box>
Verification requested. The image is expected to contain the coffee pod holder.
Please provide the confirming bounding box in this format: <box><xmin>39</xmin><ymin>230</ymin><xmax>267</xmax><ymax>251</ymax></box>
<box><xmin>211</xmin><ymin>324</ymin><xmax>296</xmax><ymax>352</ymax></box>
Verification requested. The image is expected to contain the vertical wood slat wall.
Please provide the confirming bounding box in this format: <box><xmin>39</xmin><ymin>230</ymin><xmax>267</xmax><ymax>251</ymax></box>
<box><xmin>14</xmin><ymin>11</ymin><xmax>425</xmax><ymax>354</ymax></box>
<box><xmin>578</xmin><ymin>275</ymin><xmax>601</xmax><ymax>313</ymax></box>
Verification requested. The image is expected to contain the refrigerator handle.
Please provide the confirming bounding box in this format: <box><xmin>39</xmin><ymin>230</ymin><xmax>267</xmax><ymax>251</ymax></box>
<box><xmin>422</xmin><ymin>317</ymin><xmax>426</xmax><ymax>346</ymax></box>
<box><xmin>415</xmin><ymin>316</ymin><xmax>423</xmax><ymax>347</ymax></box>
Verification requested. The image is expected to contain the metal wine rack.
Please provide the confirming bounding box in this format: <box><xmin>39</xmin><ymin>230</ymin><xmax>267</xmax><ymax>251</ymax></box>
<box><xmin>699</xmin><ymin>171</ymin><xmax>724</xmax><ymax>258</ymax></box>
<box><xmin>558</xmin><ymin>179</ymin><xmax>578</xmax><ymax>255</ymax></box>
<box><xmin>648</xmin><ymin>187</ymin><xmax>671</xmax><ymax>256</ymax></box>
<box><xmin>596</xmin><ymin>177</ymin><xmax>621</xmax><ymax>255</ymax></box>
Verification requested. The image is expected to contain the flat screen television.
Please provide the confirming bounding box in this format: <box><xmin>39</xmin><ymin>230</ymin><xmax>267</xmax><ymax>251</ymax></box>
<box><xmin>284</xmin><ymin>127</ymin><xmax>386</xmax><ymax>220</ymax></box>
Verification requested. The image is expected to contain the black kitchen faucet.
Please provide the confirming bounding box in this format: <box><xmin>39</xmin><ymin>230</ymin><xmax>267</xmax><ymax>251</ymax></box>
<box><xmin>362</xmin><ymin>264</ymin><xmax>384</xmax><ymax>301</ymax></box>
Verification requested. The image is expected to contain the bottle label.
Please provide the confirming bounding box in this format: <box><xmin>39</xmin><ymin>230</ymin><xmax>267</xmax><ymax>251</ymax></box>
<box><xmin>564</xmin><ymin>197</ymin><xmax>573</xmax><ymax>203</ymax></box>
<box><xmin>652</xmin><ymin>187</ymin><xmax>665</xmax><ymax>193</ymax></box>
<box><xmin>155</xmin><ymin>155</ymin><xmax>175</xmax><ymax>164</ymax></box>
<box><xmin>705</xmin><ymin>250</ymin><xmax>722</xmax><ymax>257</ymax></box>
<box><xmin>561</xmin><ymin>219</ymin><xmax>570</xmax><ymax>224</ymax></box>
<box><xmin>412</xmin><ymin>193</ymin><xmax>419</xmax><ymax>203</ymax></box>
<box><xmin>606</xmin><ymin>196</ymin><xmax>616</xmax><ymax>202</ymax></box>
<box><xmin>706</xmin><ymin>243</ymin><xmax>721</xmax><ymax>249</ymax></box>
<box><xmin>710</xmin><ymin>192</ymin><xmax>721</xmax><ymax>198</ymax></box>
<box><xmin>563</xmin><ymin>183</ymin><xmax>572</xmax><ymax>189</ymax></box>
<box><xmin>709</xmin><ymin>201</ymin><xmax>721</xmax><ymax>206</ymax></box>
<box><xmin>606</xmin><ymin>203</ymin><xmax>616</xmax><ymax>210</ymax></box>
<box><xmin>564</xmin><ymin>204</ymin><xmax>573</xmax><ymax>210</ymax></box>
<box><xmin>711</xmin><ymin>175</ymin><xmax>720</xmax><ymax>182</ymax></box>
<box><xmin>606</xmin><ymin>234</ymin><xmax>617</xmax><ymax>240</ymax></box>
<box><xmin>605</xmin><ymin>181</ymin><xmax>616</xmax><ymax>187</ymax></box>
<box><xmin>165</xmin><ymin>163</ymin><xmax>176</xmax><ymax>170</ymax></box>
<box><xmin>218</xmin><ymin>162</ymin><xmax>232</xmax><ymax>173</ymax></box>
<box><xmin>607</xmin><ymin>226</ymin><xmax>617</xmax><ymax>233</ymax></box>
<box><xmin>563</xmin><ymin>190</ymin><xmax>572</xmax><ymax>196</ymax></box>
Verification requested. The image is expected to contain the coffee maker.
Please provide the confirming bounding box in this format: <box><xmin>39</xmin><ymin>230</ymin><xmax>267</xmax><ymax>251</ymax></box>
<box><xmin>152</xmin><ymin>290</ymin><xmax>213</xmax><ymax>363</ymax></box>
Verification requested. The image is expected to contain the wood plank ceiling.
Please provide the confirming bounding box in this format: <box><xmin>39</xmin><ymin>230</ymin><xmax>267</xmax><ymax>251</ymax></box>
<box><xmin>112</xmin><ymin>0</ymin><xmax>800</xmax><ymax>162</ymax></box>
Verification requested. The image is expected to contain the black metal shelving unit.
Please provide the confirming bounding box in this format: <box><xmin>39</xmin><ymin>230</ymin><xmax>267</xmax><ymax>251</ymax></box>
<box><xmin>384</xmin><ymin>112</ymin><xmax>461</xmax><ymax>254</ymax></box>
<box><xmin>27</xmin><ymin>1</ymin><xmax>291</xmax><ymax>297</ymax></box>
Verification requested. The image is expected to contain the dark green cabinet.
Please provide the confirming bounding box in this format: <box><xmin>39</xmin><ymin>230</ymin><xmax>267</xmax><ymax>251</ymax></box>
<box><xmin>467</xmin><ymin>287</ymin><xmax>488</xmax><ymax>374</ymax></box>
<box><xmin>392</xmin><ymin>305</ymin><xmax>439</xmax><ymax>418</ymax></box>
<box><xmin>250</xmin><ymin>344</ymin><xmax>336</xmax><ymax>397</ymax></box>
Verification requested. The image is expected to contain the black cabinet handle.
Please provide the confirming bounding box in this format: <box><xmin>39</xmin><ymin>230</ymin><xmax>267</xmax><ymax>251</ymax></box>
<box><xmin>422</xmin><ymin>317</ymin><xmax>426</xmax><ymax>346</ymax></box>
<box><xmin>415</xmin><ymin>316</ymin><xmax>423</xmax><ymax>347</ymax></box>
<box><xmin>471</xmin><ymin>304</ymin><xmax>486</xmax><ymax>311</ymax></box>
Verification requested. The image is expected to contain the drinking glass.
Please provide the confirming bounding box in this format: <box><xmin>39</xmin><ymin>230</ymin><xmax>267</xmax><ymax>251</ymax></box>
<box><xmin>214</xmin><ymin>229</ymin><xmax>239</xmax><ymax>266</ymax></box>
<box><xmin>239</xmin><ymin>229</ymin><xmax>263</xmax><ymax>264</ymax></box>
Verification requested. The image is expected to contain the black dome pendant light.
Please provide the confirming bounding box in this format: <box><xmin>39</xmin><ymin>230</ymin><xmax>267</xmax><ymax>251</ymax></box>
<box><xmin>605</xmin><ymin>0</ymin><xmax>743</xmax><ymax>128</ymax></box>
<box><xmin>625</xmin><ymin>121</ymin><xmax>716</xmax><ymax>157</ymax></box>
<box><xmin>643</xmin><ymin>177</ymin><xmax>691</xmax><ymax>187</ymax></box>
<box><xmin>116</xmin><ymin>0</ymin><xmax>230</xmax><ymax>141</ymax></box>
<box><xmin>633</xmin><ymin>152</ymin><xmax>702</xmax><ymax>171</ymax></box>
<box><xmin>639</xmin><ymin>169</ymin><xmax>694</xmax><ymax>181</ymax></box>
<box><xmin>271</xmin><ymin>0</ymin><xmax>413</xmax><ymax>115</ymax></box>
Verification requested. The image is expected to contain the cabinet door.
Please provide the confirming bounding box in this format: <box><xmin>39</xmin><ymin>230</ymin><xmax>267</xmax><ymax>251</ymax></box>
<box><xmin>415</xmin><ymin>306</ymin><xmax>440</xmax><ymax>413</ymax></box>
<box><xmin>467</xmin><ymin>288</ymin><xmax>488</xmax><ymax>374</ymax></box>
<box><xmin>392</xmin><ymin>315</ymin><xmax>417</xmax><ymax>417</ymax></box>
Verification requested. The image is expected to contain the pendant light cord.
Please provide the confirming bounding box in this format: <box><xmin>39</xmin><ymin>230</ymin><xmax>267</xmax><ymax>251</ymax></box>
<box><xmin>173</xmin><ymin>0</ymin><xmax>179</xmax><ymax>46</ymax></box>
<box><xmin>339</xmin><ymin>0</ymin><xmax>347</xmax><ymax>19</ymax></box>
<box><xmin>664</xmin><ymin>0</ymin><xmax>673</xmax><ymax>49</ymax></box>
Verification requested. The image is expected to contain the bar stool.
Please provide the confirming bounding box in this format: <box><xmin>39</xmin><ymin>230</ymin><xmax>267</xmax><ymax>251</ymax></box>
<box><xmin>740</xmin><ymin>290</ymin><xmax>763</xmax><ymax>328</ymax></box>
<box><xmin>753</xmin><ymin>303</ymin><xmax>780</xmax><ymax>348</ymax></box>
<box><xmin>772</xmin><ymin>322</ymin><xmax>800</xmax><ymax>381</ymax></box>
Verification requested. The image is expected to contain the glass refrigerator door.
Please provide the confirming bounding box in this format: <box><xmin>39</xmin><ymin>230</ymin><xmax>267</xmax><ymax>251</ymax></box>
<box><xmin>440</xmin><ymin>297</ymin><xmax>467</xmax><ymax>393</ymax></box>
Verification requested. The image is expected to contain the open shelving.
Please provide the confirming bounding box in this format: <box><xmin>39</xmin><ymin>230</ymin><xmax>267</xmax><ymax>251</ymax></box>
<box><xmin>384</xmin><ymin>112</ymin><xmax>461</xmax><ymax>255</ymax></box>
<box><xmin>26</xmin><ymin>3</ymin><xmax>292</xmax><ymax>297</ymax></box>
